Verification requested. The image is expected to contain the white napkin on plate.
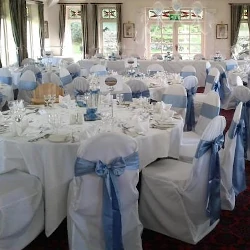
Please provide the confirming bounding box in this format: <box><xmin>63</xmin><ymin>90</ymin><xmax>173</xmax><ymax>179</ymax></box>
<box><xmin>10</xmin><ymin>118</ymin><xmax>29</xmax><ymax>136</ymax></box>
<box><xmin>59</xmin><ymin>94</ymin><xmax>71</xmax><ymax>108</ymax></box>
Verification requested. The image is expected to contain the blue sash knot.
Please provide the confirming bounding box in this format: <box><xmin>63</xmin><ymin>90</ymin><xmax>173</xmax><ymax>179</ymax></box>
<box><xmin>241</xmin><ymin>101</ymin><xmax>250</xmax><ymax>158</ymax></box>
<box><xmin>70</xmin><ymin>71</ymin><xmax>80</xmax><ymax>79</ymax></box>
<box><xmin>228</xmin><ymin>120</ymin><xmax>246</xmax><ymax>195</ymax></box>
<box><xmin>185</xmin><ymin>87</ymin><xmax>196</xmax><ymax>131</ymax></box>
<box><xmin>74</xmin><ymin>151</ymin><xmax>139</xmax><ymax>250</ymax></box>
<box><xmin>0</xmin><ymin>76</ymin><xmax>12</xmax><ymax>85</ymax></box>
<box><xmin>195</xmin><ymin>134</ymin><xmax>224</xmax><ymax>225</ymax></box>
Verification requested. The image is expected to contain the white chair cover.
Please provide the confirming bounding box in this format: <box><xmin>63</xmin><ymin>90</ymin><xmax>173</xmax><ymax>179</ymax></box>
<box><xmin>0</xmin><ymin>68</ymin><xmax>13</xmax><ymax>102</ymax></box>
<box><xmin>22</xmin><ymin>65</ymin><xmax>42</xmax><ymax>84</ymax></box>
<box><xmin>180</xmin><ymin>65</ymin><xmax>196</xmax><ymax>78</ymax></box>
<box><xmin>152</xmin><ymin>53</ymin><xmax>163</xmax><ymax>60</ymax></box>
<box><xmin>77</xmin><ymin>60</ymin><xmax>94</xmax><ymax>71</ymax></box>
<box><xmin>60</xmin><ymin>68</ymin><xmax>72</xmax><ymax>86</ymax></box>
<box><xmin>64</xmin><ymin>77</ymin><xmax>89</xmax><ymax>98</ymax></box>
<box><xmin>18</xmin><ymin>70</ymin><xmax>37</xmax><ymax>104</ymax></box>
<box><xmin>0</xmin><ymin>170</ymin><xmax>44</xmax><ymax>250</ymax></box>
<box><xmin>51</xmin><ymin>72</ymin><xmax>63</xmax><ymax>86</ymax></box>
<box><xmin>233</xmin><ymin>86</ymin><xmax>250</xmax><ymax>160</ymax></box>
<box><xmin>162</xmin><ymin>84</ymin><xmax>187</xmax><ymax>121</ymax></box>
<box><xmin>139</xmin><ymin>116</ymin><xmax>226</xmax><ymax>244</ymax></box>
<box><xmin>0</xmin><ymin>68</ymin><xmax>12</xmax><ymax>86</ymax></box>
<box><xmin>205</xmin><ymin>61</ymin><xmax>211</xmax><ymax>75</ymax></box>
<box><xmin>125</xmin><ymin>79</ymin><xmax>150</xmax><ymax>98</ymax></box>
<box><xmin>146</xmin><ymin>63</ymin><xmax>164</xmax><ymax>76</ymax></box>
<box><xmin>204</xmin><ymin>67</ymin><xmax>220</xmax><ymax>94</ymax></box>
<box><xmin>228</xmin><ymin>73</ymin><xmax>243</xmax><ymax>87</ymax></box>
<box><xmin>110</xmin><ymin>83</ymin><xmax>133</xmax><ymax>102</ymax></box>
<box><xmin>225</xmin><ymin>59</ymin><xmax>238</xmax><ymax>71</ymax></box>
<box><xmin>193</xmin><ymin>53</ymin><xmax>205</xmax><ymax>60</ymax></box>
<box><xmin>67</xmin><ymin>63</ymin><xmax>81</xmax><ymax>79</ymax></box>
<box><xmin>89</xmin><ymin>64</ymin><xmax>107</xmax><ymax>76</ymax></box>
<box><xmin>67</xmin><ymin>132</ymin><xmax>143</xmax><ymax>250</ymax></box>
<box><xmin>220</xmin><ymin>102</ymin><xmax>246</xmax><ymax>210</ymax></box>
<box><xmin>179</xmin><ymin>91</ymin><xmax>220</xmax><ymax>161</ymax></box>
<box><xmin>21</xmin><ymin>58</ymin><xmax>35</xmax><ymax>66</ymax></box>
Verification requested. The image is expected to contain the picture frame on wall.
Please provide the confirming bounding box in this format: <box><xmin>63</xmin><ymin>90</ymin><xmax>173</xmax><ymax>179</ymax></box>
<box><xmin>216</xmin><ymin>24</ymin><xmax>228</xmax><ymax>39</ymax></box>
<box><xmin>44</xmin><ymin>21</ymin><xmax>49</xmax><ymax>38</ymax></box>
<box><xmin>123</xmin><ymin>22</ymin><xmax>135</xmax><ymax>38</ymax></box>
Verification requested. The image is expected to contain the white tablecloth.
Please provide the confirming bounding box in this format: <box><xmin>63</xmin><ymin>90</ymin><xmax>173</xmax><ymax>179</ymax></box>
<box><xmin>0</xmin><ymin>104</ymin><xmax>183</xmax><ymax>237</ymax></box>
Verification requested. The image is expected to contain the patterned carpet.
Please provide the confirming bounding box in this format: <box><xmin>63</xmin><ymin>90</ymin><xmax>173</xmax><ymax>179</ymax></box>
<box><xmin>24</xmin><ymin>107</ymin><xmax>250</xmax><ymax>250</ymax></box>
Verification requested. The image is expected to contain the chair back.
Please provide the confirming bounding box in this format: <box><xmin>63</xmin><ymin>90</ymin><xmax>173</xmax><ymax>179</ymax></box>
<box><xmin>77</xmin><ymin>60</ymin><xmax>94</xmax><ymax>71</ymax></box>
<box><xmin>89</xmin><ymin>64</ymin><xmax>107</xmax><ymax>76</ymax></box>
<box><xmin>193</xmin><ymin>54</ymin><xmax>205</xmax><ymax>60</ymax></box>
<box><xmin>147</xmin><ymin>63</ymin><xmax>164</xmax><ymax>76</ymax></box>
<box><xmin>186</xmin><ymin>116</ymin><xmax>225</xmax><ymax>224</ymax></box>
<box><xmin>180</xmin><ymin>65</ymin><xmax>196</xmax><ymax>78</ymax></box>
<box><xmin>228</xmin><ymin>73</ymin><xmax>243</xmax><ymax>87</ymax></box>
<box><xmin>64</xmin><ymin>77</ymin><xmax>89</xmax><ymax>98</ymax></box>
<box><xmin>59</xmin><ymin>68</ymin><xmax>72</xmax><ymax>86</ymax></box>
<box><xmin>205</xmin><ymin>61</ymin><xmax>211</xmax><ymax>75</ymax></box>
<box><xmin>183</xmin><ymin>76</ymin><xmax>198</xmax><ymax>131</ymax></box>
<box><xmin>67</xmin><ymin>63</ymin><xmax>81</xmax><ymax>79</ymax></box>
<box><xmin>195</xmin><ymin>90</ymin><xmax>220</xmax><ymax>135</ymax></box>
<box><xmin>204</xmin><ymin>67</ymin><xmax>220</xmax><ymax>94</ymax></box>
<box><xmin>22</xmin><ymin>65</ymin><xmax>42</xmax><ymax>84</ymax></box>
<box><xmin>152</xmin><ymin>53</ymin><xmax>163</xmax><ymax>60</ymax></box>
<box><xmin>21</xmin><ymin>58</ymin><xmax>35</xmax><ymax>66</ymax></box>
<box><xmin>225</xmin><ymin>59</ymin><xmax>238</xmax><ymax>71</ymax></box>
<box><xmin>18</xmin><ymin>70</ymin><xmax>37</xmax><ymax>90</ymax></box>
<box><xmin>162</xmin><ymin>84</ymin><xmax>187</xmax><ymax>120</ymax></box>
<box><xmin>31</xmin><ymin>83</ymin><xmax>64</xmax><ymax>104</ymax></box>
<box><xmin>0</xmin><ymin>68</ymin><xmax>12</xmax><ymax>85</ymax></box>
<box><xmin>68</xmin><ymin>132</ymin><xmax>143</xmax><ymax>250</ymax></box>
<box><xmin>51</xmin><ymin>73</ymin><xmax>62</xmax><ymax>86</ymax></box>
<box><xmin>126</xmin><ymin>79</ymin><xmax>150</xmax><ymax>98</ymax></box>
<box><xmin>220</xmin><ymin>102</ymin><xmax>246</xmax><ymax>210</ymax></box>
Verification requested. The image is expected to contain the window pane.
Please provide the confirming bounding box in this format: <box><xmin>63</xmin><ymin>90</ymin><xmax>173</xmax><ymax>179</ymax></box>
<box><xmin>70</xmin><ymin>21</ymin><xmax>83</xmax><ymax>59</ymax></box>
<box><xmin>190</xmin><ymin>44</ymin><xmax>201</xmax><ymax>53</ymax></box>
<box><xmin>236</xmin><ymin>22</ymin><xmax>249</xmax><ymax>54</ymax></box>
<box><xmin>190</xmin><ymin>35</ymin><xmax>201</xmax><ymax>43</ymax></box>
<box><xmin>102</xmin><ymin>22</ymin><xmax>117</xmax><ymax>55</ymax></box>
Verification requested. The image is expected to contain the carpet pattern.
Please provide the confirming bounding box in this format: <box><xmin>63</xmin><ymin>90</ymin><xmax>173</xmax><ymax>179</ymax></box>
<box><xmin>24</xmin><ymin>108</ymin><xmax>250</xmax><ymax>250</ymax></box>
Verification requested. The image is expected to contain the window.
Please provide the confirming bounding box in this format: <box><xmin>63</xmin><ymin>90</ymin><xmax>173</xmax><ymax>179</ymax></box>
<box><xmin>65</xmin><ymin>6</ymin><xmax>83</xmax><ymax>61</ymax></box>
<box><xmin>235</xmin><ymin>8</ymin><xmax>249</xmax><ymax>57</ymax></box>
<box><xmin>147</xmin><ymin>8</ymin><xmax>204</xmax><ymax>59</ymax></box>
<box><xmin>99</xmin><ymin>7</ymin><xmax>118</xmax><ymax>57</ymax></box>
<box><xmin>0</xmin><ymin>0</ymin><xmax>16</xmax><ymax>66</ymax></box>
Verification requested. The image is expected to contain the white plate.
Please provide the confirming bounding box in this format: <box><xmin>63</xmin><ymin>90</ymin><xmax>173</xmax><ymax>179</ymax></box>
<box><xmin>48</xmin><ymin>134</ymin><xmax>70</xmax><ymax>143</ymax></box>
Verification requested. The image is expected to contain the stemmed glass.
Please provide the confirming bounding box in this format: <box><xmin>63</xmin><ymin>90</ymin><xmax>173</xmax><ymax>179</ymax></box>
<box><xmin>44</xmin><ymin>94</ymin><xmax>51</xmax><ymax>107</ymax></box>
<box><xmin>48</xmin><ymin>113</ymin><xmax>61</xmax><ymax>134</ymax></box>
<box><xmin>50</xmin><ymin>94</ymin><xmax>56</xmax><ymax>108</ymax></box>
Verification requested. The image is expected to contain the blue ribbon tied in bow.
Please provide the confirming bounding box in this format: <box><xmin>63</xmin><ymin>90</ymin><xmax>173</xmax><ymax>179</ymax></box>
<box><xmin>195</xmin><ymin>134</ymin><xmax>224</xmax><ymax>225</ymax></box>
<box><xmin>241</xmin><ymin>101</ymin><xmax>250</xmax><ymax>158</ymax></box>
<box><xmin>185</xmin><ymin>87</ymin><xmax>196</xmax><ymax>131</ymax></box>
<box><xmin>74</xmin><ymin>151</ymin><xmax>139</xmax><ymax>250</ymax></box>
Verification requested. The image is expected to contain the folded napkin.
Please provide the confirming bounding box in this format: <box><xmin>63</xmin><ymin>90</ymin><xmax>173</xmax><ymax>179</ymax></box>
<box><xmin>153</xmin><ymin>109</ymin><xmax>175</xmax><ymax>123</ymax></box>
<box><xmin>59</xmin><ymin>94</ymin><xmax>71</xmax><ymax>108</ymax></box>
<box><xmin>10</xmin><ymin>118</ymin><xmax>29</xmax><ymax>136</ymax></box>
<box><xmin>154</xmin><ymin>101</ymin><xmax>172</xmax><ymax>113</ymax></box>
<box><xmin>171</xmin><ymin>73</ymin><xmax>182</xmax><ymax>84</ymax></box>
<box><xmin>132</xmin><ymin>115</ymin><xmax>149</xmax><ymax>134</ymax></box>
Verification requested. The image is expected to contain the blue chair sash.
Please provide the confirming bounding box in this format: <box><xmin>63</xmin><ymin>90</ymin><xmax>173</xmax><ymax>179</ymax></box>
<box><xmin>132</xmin><ymin>89</ymin><xmax>150</xmax><ymax>98</ymax></box>
<box><xmin>162</xmin><ymin>94</ymin><xmax>187</xmax><ymax>108</ymax></box>
<box><xmin>18</xmin><ymin>80</ymin><xmax>38</xmax><ymax>90</ymax></box>
<box><xmin>0</xmin><ymin>76</ymin><xmax>12</xmax><ymax>85</ymax></box>
<box><xmin>74</xmin><ymin>151</ymin><xmax>139</xmax><ymax>250</ymax></box>
<box><xmin>195</xmin><ymin>134</ymin><xmax>224</xmax><ymax>225</ymax></box>
<box><xmin>206</xmin><ymin>67</ymin><xmax>211</xmax><ymax>75</ymax></box>
<box><xmin>94</xmin><ymin>71</ymin><xmax>107</xmax><ymax>76</ymax></box>
<box><xmin>200</xmin><ymin>103</ymin><xmax>220</xmax><ymax>119</ymax></box>
<box><xmin>123</xmin><ymin>93</ymin><xmax>133</xmax><ymax>102</ymax></box>
<box><xmin>226</xmin><ymin>64</ymin><xmax>236</xmax><ymax>71</ymax></box>
<box><xmin>148</xmin><ymin>70</ymin><xmax>157</xmax><ymax>76</ymax></box>
<box><xmin>218</xmin><ymin>72</ymin><xmax>228</xmax><ymax>102</ymax></box>
<box><xmin>185</xmin><ymin>87</ymin><xmax>196</xmax><ymax>131</ymax></box>
<box><xmin>241</xmin><ymin>101</ymin><xmax>250</xmax><ymax>158</ymax></box>
<box><xmin>70</xmin><ymin>71</ymin><xmax>80</xmax><ymax>79</ymax></box>
<box><xmin>60</xmin><ymin>74</ymin><xmax>72</xmax><ymax>86</ymax></box>
<box><xmin>228</xmin><ymin>119</ymin><xmax>246</xmax><ymax>195</ymax></box>
<box><xmin>180</xmin><ymin>72</ymin><xmax>195</xmax><ymax>78</ymax></box>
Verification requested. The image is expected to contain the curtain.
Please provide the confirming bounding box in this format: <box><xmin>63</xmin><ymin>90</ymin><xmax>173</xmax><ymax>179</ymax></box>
<box><xmin>230</xmin><ymin>5</ymin><xmax>244</xmax><ymax>47</ymax></box>
<box><xmin>247</xmin><ymin>6</ymin><xmax>250</xmax><ymax>35</ymax></box>
<box><xmin>9</xmin><ymin>0</ymin><xmax>28</xmax><ymax>66</ymax></box>
<box><xmin>116</xmin><ymin>4</ymin><xmax>122</xmax><ymax>55</ymax></box>
<box><xmin>59</xmin><ymin>4</ymin><xmax>66</xmax><ymax>56</ymax></box>
<box><xmin>0</xmin><ymin>0</ymin><xmax>2</xmax><ymax>68</ymax></box>
<box><xmin>81</xmin><ymin>4</ymin><xmax>88</xmax><ymax>58</ymax></box>
<box><xmin>38</xmin><ymin>2</ymin><xmax>44</xmax><ymax>57</ymax></box>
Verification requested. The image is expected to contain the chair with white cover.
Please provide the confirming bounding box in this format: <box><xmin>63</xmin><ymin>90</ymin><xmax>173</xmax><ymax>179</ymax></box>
<box><xmin>193</xmin><ymin>53</ymin><xmax>205</xmax><ymax>60</ymax></box>
<box><xmin>0</xmin><ymin>170</ymin><xmax>44</xmax><ymax>250</ymax></box>
<box><xmin>152</xmin><ymin>53</ymin><xmax>163</xmax><ymax>60</ymax></box>
<box><xmin>220</xmin><ymin>102</ymin><xmax>246</xmax><ymax>210</ymax></box>
<box><xmin>139</xmin><ymin>116</ymin><xmax>226</xmax><ymax>244</ymax></box>
<box><xmin>146</xmin><ymin>63</ymin><xmax>164</xmax><ymax>76</ymax></box>
<box><xmin>225</xmin><ymin>59</ymin><xmax>238</xmax><ymax>71</ymax></box>
<box><xmin>162</xmin><ymin>84</ymin><xmax>187</xmax><ymax>121</ymax></box>
<box><xmin>60</xmin><ymin>68</ymin><xmax>72</xmax><ymax>86</ymax></box>
<box><xmin>21</xmin><ymin>58</ymin><xmax>35</xmax><ymax>66</ymax></box>
<box><xmin>22</xmin><ymin>65</ymin><xmax>42</xmax><ymax>84</ymax></box>
<box><xmin>179</xmin><ymin>90</ymin><xmax>220</xmax><ymax>162</ymax></box>
<box><xmin>0</xmin><ymin>68</ymin><xmax>13</xmax><ymax>102</ymax></box>
<box><xmin>89</xmin><ymin>64</ymin><xmax>107</xmax><ymax>76</ymax></box>
<box><xmin>205</xmin><ymin>61</ymin><xmax>211</xmax><ymax>75</ymax></box>
<box><xmin>77</xmin><ymin>60</ymin><xmax>94</xmax><ymax>71</ymax></box>
<box><xmin>18</xmin><ymin>70</ymin><xmax>38</xmax><ymax>104</ymax></box>
<box><xmin>228</xmin><ymin>72</ymin><xmax>243</xmax><ymax>88</ymax></box>
<box><xmin>67</xmin><ymin>132</ymin><xmax>143</xmax><ymax>250</ymax></box>
<box><xmin>125</xmin><ymin>79</ymin><xmax>150</xmax><ymax>98</ymax></box>
<box><xmin>50</xmin><ymin>72</ymin><xmax>62</xmax><ymax>86</ymax></box>
<box><xmin>182</xmin><ymin>76</ymin><xmax>198</xmax><ymax>131</ymax></box>
<box><xmin>111</xmin><ymin>83</ymin><xmax>133</xmax><ymax>103</ymax></box>
<box><xmin>64</xmin><ymin>77</ymin><xmax>89</xmax><ymax>99</ymax></box>
<box><xmin>180</xmin><ymin>65</ymin><xmax>196</xmax><ymax>78</ymax></box>
<box><xmin>67</xmin><ymin>63</ymin><xmax>81</xmax><ymax>79</ymax></box>
<box><xmin>233</xmin><ymin>85</ymin><xmax>250</xmax><ymax>161</ymax></box>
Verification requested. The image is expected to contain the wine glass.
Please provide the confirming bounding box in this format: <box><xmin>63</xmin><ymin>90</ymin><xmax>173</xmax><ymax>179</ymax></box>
<box><xmin>44</xmin><ymin>94</ymin><xmax>51</xmax><ymax>107</ymax></box>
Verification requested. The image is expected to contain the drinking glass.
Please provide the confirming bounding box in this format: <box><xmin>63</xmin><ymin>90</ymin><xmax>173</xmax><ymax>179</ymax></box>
<box><xmin>44</xmin><ymin>94</ymin><xmax>51</xmax><ymax>107</ymax></box>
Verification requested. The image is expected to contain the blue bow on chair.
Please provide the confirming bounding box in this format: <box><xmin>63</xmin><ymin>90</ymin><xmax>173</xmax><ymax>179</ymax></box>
<box><xmin>132</xmin><ymin>90</ymin><xmax>150</xmax><ymax>98</ymax></box>
<box><xmin>70</xmin><ymin>71</ymin><xmax>80</xmax><ymax>79</ymax></box>
<box><xmin>0</xmin><ymin>76</ymin><xmax>12</xmax><ymax>85</ymax></box>
<box><xmin>195</xmin><ymin>134</ymin><xmax>224</xmax><ymax>225</ymax></box>
<box><xmin>74</xmin><ymin>152</ymin><xmax>139</xmax><ymax>250</ymax></box>
<box><xmin>228</xmin><ymin>119</ymin><xmax>246</xmax><ymax>195</ymax></box>
<box><xmin>241</xmin><ymin>101</ymin><xmax>250</xmax><ymax>158</ymax></box>
<box><xmin>185</xmin><ymin>87</ymin><xmax>196</xmax><ymax>131</ymax></box>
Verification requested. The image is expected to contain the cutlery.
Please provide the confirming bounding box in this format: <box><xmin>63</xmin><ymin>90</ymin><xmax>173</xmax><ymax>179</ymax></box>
<box><xmin>28</xmin><ymin>134</ymin><xmax>50</xmax><ymax>142</ymax></box>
